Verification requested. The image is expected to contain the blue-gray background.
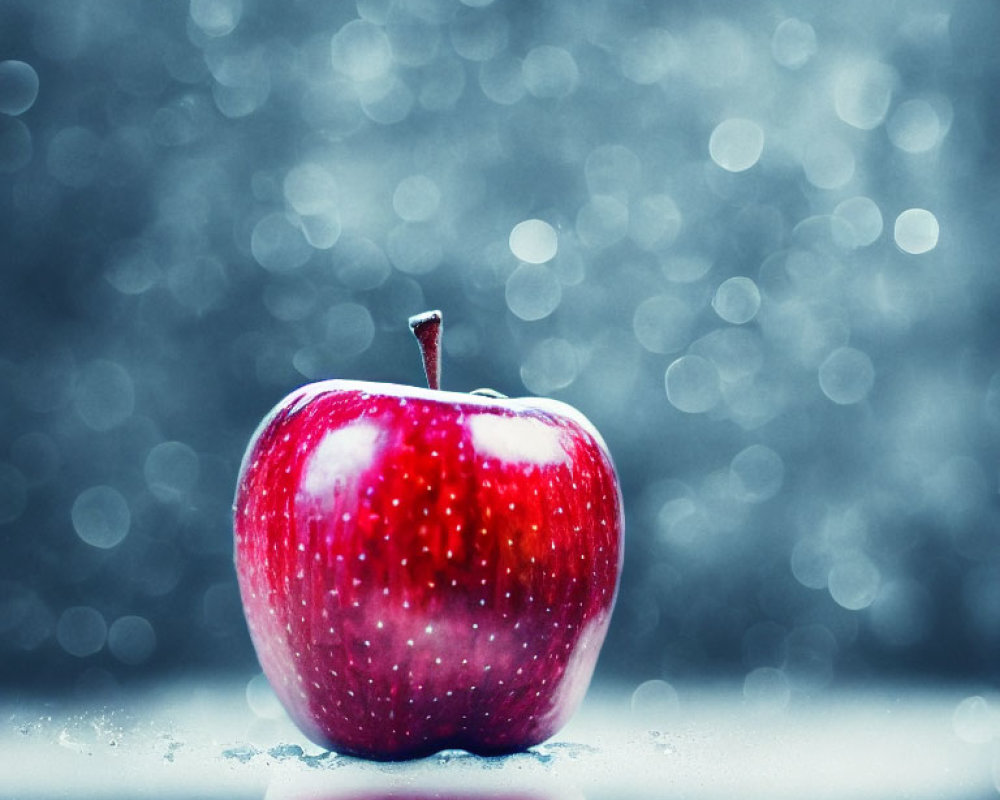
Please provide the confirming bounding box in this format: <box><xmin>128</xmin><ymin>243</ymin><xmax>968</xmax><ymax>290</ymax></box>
<box><xmin>2</xmin><ymin>0</ymin><xmax>999</xmax><ymax>701</ymax></box>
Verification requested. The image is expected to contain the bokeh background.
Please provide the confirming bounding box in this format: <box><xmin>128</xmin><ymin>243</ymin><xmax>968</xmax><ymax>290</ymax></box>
<box><xmin>2</xmin><ymin>0</ymin><xmax>999</xmax><ymax>708</ymax></box>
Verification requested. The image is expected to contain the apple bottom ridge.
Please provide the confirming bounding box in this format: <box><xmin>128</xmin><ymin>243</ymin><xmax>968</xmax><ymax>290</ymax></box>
<box><xmin>304</xmin><ymin>733</ymin><xmax>542</xmax><ymax>762</ymax></box>
<box><xmin>281</xmin><ymin>673</ymin><xmax>582</xmax><ymax>763</ymax></box>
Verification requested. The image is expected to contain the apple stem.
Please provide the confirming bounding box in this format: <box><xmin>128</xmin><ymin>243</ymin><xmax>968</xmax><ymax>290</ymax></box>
<box><xmin>408</xmin><ymin>310</ymin><xmax>442</xmax><ymax>391</ymax></box>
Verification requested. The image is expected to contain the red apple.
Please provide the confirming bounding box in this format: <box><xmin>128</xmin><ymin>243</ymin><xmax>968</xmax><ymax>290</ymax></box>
<box><xmin>233</xmin><ymin>311</ymin><xmax>623</xmax><ymax>760</ymax></box>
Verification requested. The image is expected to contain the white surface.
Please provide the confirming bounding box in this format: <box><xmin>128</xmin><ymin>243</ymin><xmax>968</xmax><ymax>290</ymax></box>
<box><xmin>0</xmin><ymin>680</ymin><xmax>996</xmax><ymax>799</ymax></box>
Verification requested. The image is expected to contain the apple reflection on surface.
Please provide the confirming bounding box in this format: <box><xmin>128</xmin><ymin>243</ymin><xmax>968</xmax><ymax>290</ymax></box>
<box><xmin>264</xmin><ymin>771</ymin><xmax>584</xmax><ymax>800</ymax></box>
<box><xmin>274</xmin><ymin>794</ymin><xmax>558</xmax><ymax>800</ymax></box>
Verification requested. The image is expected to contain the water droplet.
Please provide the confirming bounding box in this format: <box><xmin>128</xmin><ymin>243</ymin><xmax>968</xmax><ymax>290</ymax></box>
<box><xmin>522</xmin><ymin>45</ymin><xmax>578</xmax><ymax>99</ymax></box>
<box><xmin>145</xmin><ymin>441</ymin><xmax>200</xmax><ymax>503</ymax></box>
<box><xmin>712</xmin><ymin>276</ymin><xmax>761</xmax><ymax>324</ymax></box>
<box><xmin>73</xmin><ymin>360</ymin><xmax>135</xmax><ymax>432</ymax></box>
<box><xmin>251</xmin><ymin>212</ymin><xmax>312</xmax><ymax>272</ymax></box>
<box><xmin>893</xmin><ymin>208</ymin><xmax>939</xmax><ymax>254</ymax></box>
<box><xmin>331</xmin><ymin>20</ymin><xmax>393</xmax><ymax>82</ymax></box>
<box><xmin>665</xmin><ymin>355</ymin><xmax>720</xmax><ymax>413</ymax></box>
<box><xmin>709</xmin><ymin>119</ymin><xmax>764</xmax><ymax>173</ymax></box>
<box><xmin>505</xmin><ymin>263</ymin><xmax>561</xmax><ymax>321</ymax></box>
<box><xmin>56</xmin><ymin>606</ymin><xmax>107</xmax><ymax>657</ymax></box>
<box><xmin>0</xmin><ymin>60</ymin><xmax>40</xmax><ymax>115</ymax></box>
<box><xmin>771</xmin><ymin>19</ymin><xmax>817</xmax><ymax>69</ymax></box>
<box><xmin>632</xmin><ymin>295</ymin><xmax>694</xmax><ymax>354</ymax></box>
<box><xmin>818</xmin><ymin>347</ymin><xmax>875</xmax><ymax>404</ymax></box>
<box><xmin>509</xmin><ymin>219</ymin><xmax>558</xmax><ymax>264</ymax></box>
<box><xmin>393</xmin><ymin>174</ymin><xmax>441</xmax><ymax>222</ymax></box>
<box><xmin>520</xmin><ymin>338</ymin><xmax>578</xmax><ymax>395</ymax></box>
<box><xmin>71</xmin><ymin>486</ymin><xmax>130</xmax><ymax>549</ymax></box>
<box><xmin>828</xmin><ymin>553</ymin><xmax>880</xmax><ymax>610</ymax></box>
<box><xmin>108</xmin><ymin>615</ymin><xmax>156</xmax><ymax>665</ymax></box>
<box><xmin>834</xmin><ymin>60</ymin><xmax>896</xmax><ymax>130</ymax></box>
<box><xmin>730</xmin><ymin>444</ymin><xmax>784</xmax><ymax>503</ymax></box>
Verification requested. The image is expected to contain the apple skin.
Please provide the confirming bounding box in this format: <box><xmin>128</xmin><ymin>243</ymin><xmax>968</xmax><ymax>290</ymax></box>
<box><xmin>234</xmin><ymin>379</ymin><xmax>623</xmax><ymax>760</ymax></box>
